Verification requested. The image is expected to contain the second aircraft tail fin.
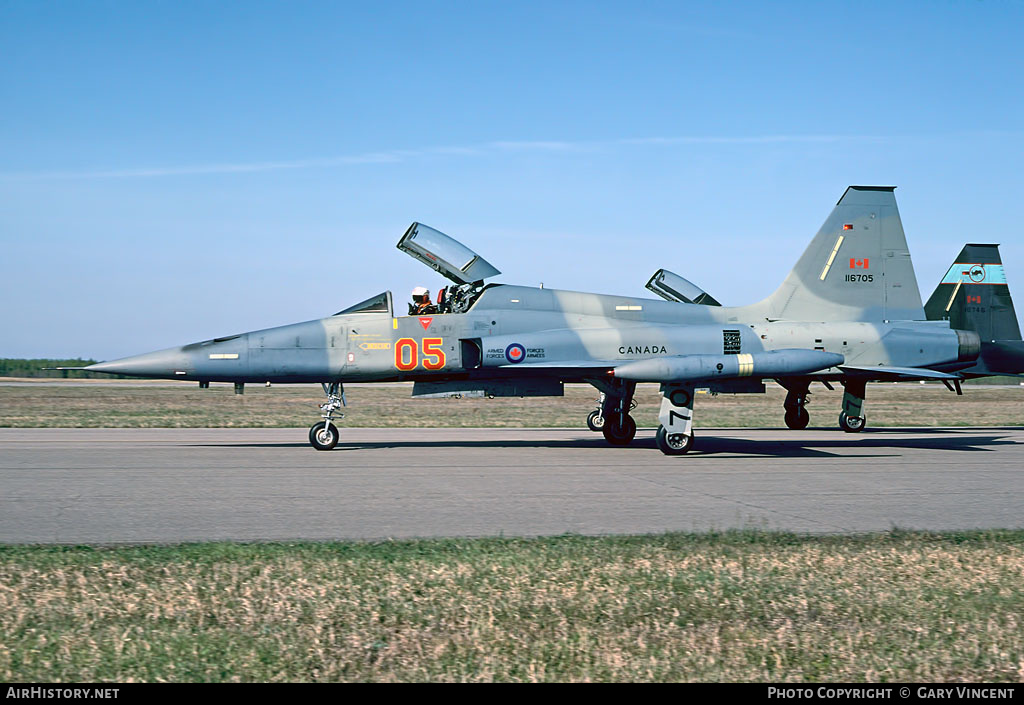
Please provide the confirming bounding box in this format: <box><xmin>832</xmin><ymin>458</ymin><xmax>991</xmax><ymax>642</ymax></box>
<box><xmin>924</xmin><ymin>244</ymin><xmax>1021</xmax><ymax>342</ymax></box>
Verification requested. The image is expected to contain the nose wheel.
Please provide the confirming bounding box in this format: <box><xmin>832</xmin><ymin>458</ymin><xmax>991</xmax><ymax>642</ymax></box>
<box><xmin>309</xmin><ymin>382</ymin><xmax>345</xmax><ymax>450</ymax></box>
<box><xmin>309</xmin><ymin>421</ymin><xmax>339</xmax><ymax>450</ymax></box>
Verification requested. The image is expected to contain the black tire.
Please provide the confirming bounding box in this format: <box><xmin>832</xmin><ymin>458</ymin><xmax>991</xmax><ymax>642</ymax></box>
<box><xmin>602</xmin><ymin>414</ymin><xmax>637</xmax><ymax>445</ymax></box>
<box><xmin>586</xmin><ymin>409</ymin><xmax>605</xmax><ymax>432</ymax></box>
<box><xmin>784</xmin><ymin>408</ymin><xmax>810</xmax><ymax>430</ymax></box>
<box><xmin>656</xmin><ymin>425</ymin><xmax>694</xmax><ymax>455</ymax></box>
<box><xmin>838</xmin><ymin>412</ymin><xmax>866</xmax><ymax>433</ymax></box>
<box><xmin>309</xmin><ymin>421</ymin><xmax>339</xmax><ymax>450</ymax></box>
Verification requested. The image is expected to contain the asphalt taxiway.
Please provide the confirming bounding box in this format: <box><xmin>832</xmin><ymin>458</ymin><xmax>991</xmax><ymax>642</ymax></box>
<box><xmin>2</xmin><ymin>427</ymin><xmax>1022</xmax><ymax>544</ymax></box>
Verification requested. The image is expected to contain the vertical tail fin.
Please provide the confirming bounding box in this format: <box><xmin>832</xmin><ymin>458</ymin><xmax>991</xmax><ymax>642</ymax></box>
<box><xmin>765</xmin><ymin>186</ymin><xmax>924</xmax><ymax>322</ymax></box>
<box><xmin>924</xmin><ymin>244</ymin><xmax>1021</xmax><ymax>342</ymax></box>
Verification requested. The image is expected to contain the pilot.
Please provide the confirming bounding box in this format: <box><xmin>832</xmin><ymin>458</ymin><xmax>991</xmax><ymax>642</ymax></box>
<box><xmin>410</xmin><ymin>286</ymin><xmax>438</xmax><ymax>315</ymax></box>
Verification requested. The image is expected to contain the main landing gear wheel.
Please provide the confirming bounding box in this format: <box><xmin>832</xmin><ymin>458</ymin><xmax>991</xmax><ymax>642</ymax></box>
<box><xmin>587</xmin><ymin>409</ymin><xmax>605</xmax><ymax>432</ymax></box>
<box><xmin>839</xmin><ymin>412</ymin><xmax>866</xmax><ymax>433</ymax></box>
<box><xmin>784</xmin><ymin>408</ymin><xmax>810</xmax><ymax>430</ymax></box>
<box><xmin>656</xmin><ymin>425</ymin><xmax>694</xmax><ymax>455</ymax></box>
<box><xmin>309</xmin><ymin>421</ymin><xmax>339</xmax><ymax>450</ymax></box>
<box><xmin>602</xmin><ymin>415</ymin><xmax>637</xmax><ymax>445</ymax></box>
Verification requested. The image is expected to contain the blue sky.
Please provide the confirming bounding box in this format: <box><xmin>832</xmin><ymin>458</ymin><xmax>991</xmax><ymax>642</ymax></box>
<box><xmin>2</xmin><ymin>1</ymin><xmax>1023</xmax><ymax>359</ymax></box>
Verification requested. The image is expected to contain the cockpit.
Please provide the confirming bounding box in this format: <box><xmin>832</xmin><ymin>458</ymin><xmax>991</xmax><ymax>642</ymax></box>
<box><xmin>332</xmin><ymin>223</ymin><xmax>501</xmax><ymax>318</ymax></box>
<box><xmin>396</xmin><ymin>222</ymin><xmax>501</xmax><ymax>314</ymax></box>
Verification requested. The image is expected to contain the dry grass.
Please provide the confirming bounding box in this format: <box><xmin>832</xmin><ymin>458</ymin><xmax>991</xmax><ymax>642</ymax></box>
<box><xmin>1</xmin><ymin>532</ymin><xmax>1022</xmax><ymax>682</ymax></box>
<box><xmin>0</xmin><ymin>381</ymin><xmax>1022</xmax><ymax>428</ymax></box>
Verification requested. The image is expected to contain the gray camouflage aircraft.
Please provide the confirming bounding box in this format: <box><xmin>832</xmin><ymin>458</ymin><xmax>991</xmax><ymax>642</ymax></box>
<box><xmin>69</xmin><ymin>185</ymin><xmax>1022</xmax><ymax>453</ymax></box>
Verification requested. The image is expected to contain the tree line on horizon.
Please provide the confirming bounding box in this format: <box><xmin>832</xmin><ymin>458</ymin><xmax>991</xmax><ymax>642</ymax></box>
<box><xmin>0</xmin><ymin>359</ymin><xmax>126</xmax><ymax>379</ymax></box>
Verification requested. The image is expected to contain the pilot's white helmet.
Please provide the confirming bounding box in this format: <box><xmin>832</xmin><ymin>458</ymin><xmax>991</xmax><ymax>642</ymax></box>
<box><xmin>412</xmin><ymin>286</ymin><xmax>429</xmax><ymax>299</ymax></box>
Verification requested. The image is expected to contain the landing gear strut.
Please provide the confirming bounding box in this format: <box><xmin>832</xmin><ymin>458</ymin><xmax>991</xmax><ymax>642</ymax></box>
<box><xmin>839</xmin><ymin>379</ymin><xmax>867</xmax><ymax>433</ymax></box>
<box><xmin>309</xmin><ymin>382</ymin><xmax>345</xmax><ymax>450</ymax></box>
<box><xmin>782</xmin><ymin>381</ymin><xmax>811</xmax><ymax>430</ymax></box>
<box><xmin>600</xmin><ymin>382</ymin><xmax>637</xmax><ymax>445</ymax></box>
<box><xmin>586</xmin><ymin>392</ymin><xmax>606</xmax><ymax>432</ymax></box>
<box><xmin>656</xmin><ymin>384</ymin><xmax>695</xmax><ymax>455</ymax></box>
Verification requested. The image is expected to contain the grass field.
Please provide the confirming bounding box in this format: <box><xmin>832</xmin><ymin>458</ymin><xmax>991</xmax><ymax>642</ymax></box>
<box><xmin>2</xmin><ymin>531</ymin><xmax>1022</xmax><ymax>682</ymax></box>
<box><xmin>1</xmin><ymin>380</ymin><xmax>1022</xmax><ymax>428</ymax></box>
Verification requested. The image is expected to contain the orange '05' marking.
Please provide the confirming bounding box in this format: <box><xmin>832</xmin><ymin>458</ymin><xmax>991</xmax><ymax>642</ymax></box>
<box><xmin>421</xmin><ymin>338</ymin><xmax>446</xmax><ymax>370</ymax></box>
<box><xmin>394</xmin><ymin>338</ymin><xmax>418</xmax><ymax>371</ymax></box>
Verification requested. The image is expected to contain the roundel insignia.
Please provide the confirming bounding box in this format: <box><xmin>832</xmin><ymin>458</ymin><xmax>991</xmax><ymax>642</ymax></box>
<box><xmin>505</xmin><ymin>343</ymin><xmax>526</xmax><ymax>364</ymax></box>
<box><xmin>968</xmin><ymin>264</ymin><xmax>986</xmax><ymax>283</ymax></box>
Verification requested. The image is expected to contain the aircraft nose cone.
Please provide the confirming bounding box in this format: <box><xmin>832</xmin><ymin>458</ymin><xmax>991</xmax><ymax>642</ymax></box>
<box><xmin>86</xmin><ymin>347</ymin><xmax>192</xmax><ymax>378</ymax></box>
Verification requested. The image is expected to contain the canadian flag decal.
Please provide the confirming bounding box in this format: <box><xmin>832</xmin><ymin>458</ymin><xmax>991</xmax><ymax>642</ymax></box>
<box><xmin>418</xmin><ymin>317</ymin><xmax>433</xmax><ymax>330</ymax></box>
<box><xmin>967</xmin><ymin>295</ymin><xmax>981</xmax><ymax>304</ymax></box>
<box><xmin>849</xmin><ymin>258</ymin><xmax>869</xmax><ymax>269</ymax></box>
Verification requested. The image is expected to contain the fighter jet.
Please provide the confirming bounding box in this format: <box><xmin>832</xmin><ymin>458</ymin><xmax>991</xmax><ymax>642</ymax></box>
<box><xmin>640</xmin><ymin>245</ymin><xmax>1024</xmax><ymax>431</ymax></box>
<box><xmin>71</xmin><ymin>186</ymin><xmax>994</xmax><ymax>454</ymax></box>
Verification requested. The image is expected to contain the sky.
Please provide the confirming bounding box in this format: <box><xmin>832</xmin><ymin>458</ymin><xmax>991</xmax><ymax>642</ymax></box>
<box><xmin>2</xmin><ymin>0</ymin><xmax>1023</xmax><ymax>360</ymax></box>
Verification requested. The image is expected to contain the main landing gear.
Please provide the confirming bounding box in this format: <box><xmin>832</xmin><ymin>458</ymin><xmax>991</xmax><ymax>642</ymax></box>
<box><xmin>309</xmin><ymin>382</ymin><xmax>345</xmax><ymax>450</ymax></box>
<box><xmin>588</xmin><ymin>379</ymin><xmax>694</xmax><ymax>454</ymax></box>
<box><xmin>782</xmin><ymin>381</ymin><xmax>811</xmax><ymax>430</ymax></box>
<box><xmin>598</xmin><ymin>382</ymin><xmax>638</xmax><ymax>445</ymax></box>
<box><xmin>839</xmin><ymin>379</ymin><xmax>867</xmax><ymax>433</ymax></box>
<box><xmin>655</xmin><ymin>384</ymin><xmax>695</xmax><ymax>455</ymax></box>
<box><xmin>586</xmin><ymin>392</ymin><xmax>606</xmax><ymax>432</ymax></box>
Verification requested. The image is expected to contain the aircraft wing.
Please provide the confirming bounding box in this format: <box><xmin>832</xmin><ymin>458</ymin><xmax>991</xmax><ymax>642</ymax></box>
<box><xmin>838</xmin><ymin>365</ymin><xmax>961</xmax><ymax>380</ymax></box>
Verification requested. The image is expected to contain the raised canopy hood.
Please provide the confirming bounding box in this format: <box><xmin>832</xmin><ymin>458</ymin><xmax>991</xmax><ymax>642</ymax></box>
<box><xmin>397</xmin><ymin>222</ymin><xmax>501</xmax><ymax>285</ymax></box>
<box><xmin>645</xmin><ymin>269</ymin><xmax>721</xmax><ymax>306</ymax></box>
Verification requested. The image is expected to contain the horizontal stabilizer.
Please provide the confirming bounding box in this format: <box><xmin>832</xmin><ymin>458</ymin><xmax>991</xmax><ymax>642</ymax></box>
<box><xmin>613</xmin><ymin>349</ymin><xmax>844</xmax><ymax>382</ymax></box>
<box><xmin>839</xmin><ymin>364</ymin><xmax>960</xmax><ymax>380</ymax></box>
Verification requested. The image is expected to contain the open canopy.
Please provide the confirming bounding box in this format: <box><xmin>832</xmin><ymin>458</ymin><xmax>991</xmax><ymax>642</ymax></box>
<box><xmin>397</xmin><ymin>223</ymin><xmax>501</xmax><ymax>285</ymax></box>
<box><xmin>645</xmin><ymin>269</ymin><xmax>721</xmax><ymax>306</ymax></box>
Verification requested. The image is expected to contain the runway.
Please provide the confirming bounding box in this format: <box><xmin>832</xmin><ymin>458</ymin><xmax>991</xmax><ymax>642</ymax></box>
<box><xmin>2</xmin><ymin>427</ymin><xmax>1023</xmax><ymax>544</ymax></box>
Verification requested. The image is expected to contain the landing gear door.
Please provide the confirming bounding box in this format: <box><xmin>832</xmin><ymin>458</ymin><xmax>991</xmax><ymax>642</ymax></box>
<box><xmin>645</xmin><ymin>269</ymin><xmax>722</xmax><ymax>306</ymax></box>
<box><xmin>397</xmin><ymin>223</ymin><xmax>501</xmax><ymax>285</ymax></box>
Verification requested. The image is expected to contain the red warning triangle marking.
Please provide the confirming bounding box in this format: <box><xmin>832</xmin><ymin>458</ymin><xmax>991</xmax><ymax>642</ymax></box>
<box><xmin>418</xmin><ymin>317</ymin><xmax>433</xmax><ymax>330</ymax></box>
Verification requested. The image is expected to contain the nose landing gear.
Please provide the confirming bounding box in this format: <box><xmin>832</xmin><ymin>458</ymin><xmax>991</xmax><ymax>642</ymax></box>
<box><xmin>309</xmin><ymin>382</ymin><xmax>345</xmax><ymax>450</ymax></box>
